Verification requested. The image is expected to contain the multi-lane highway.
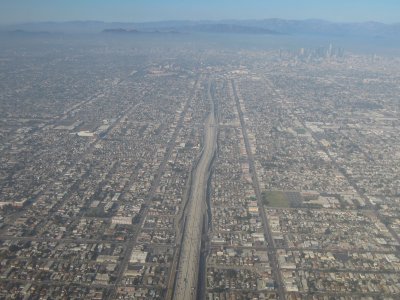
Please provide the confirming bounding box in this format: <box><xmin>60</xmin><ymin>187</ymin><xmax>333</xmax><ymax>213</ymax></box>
<box><xmin>173</xmin><ymin>80</ymin><xmax>217</xmax><ymax>300</ymax></box>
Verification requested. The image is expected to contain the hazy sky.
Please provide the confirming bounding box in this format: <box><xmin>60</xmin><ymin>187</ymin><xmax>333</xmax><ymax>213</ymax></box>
<box><xmin>1</xmin><ymin>0</ymin><xmax>400</xmax><ymax>24</ymax></box>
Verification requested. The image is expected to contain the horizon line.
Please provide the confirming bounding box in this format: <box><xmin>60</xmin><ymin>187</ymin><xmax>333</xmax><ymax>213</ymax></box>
<box><xmin>1</xmin><ymin>17</ymin><xmax>399</xmax><ymax>27</ymax></box>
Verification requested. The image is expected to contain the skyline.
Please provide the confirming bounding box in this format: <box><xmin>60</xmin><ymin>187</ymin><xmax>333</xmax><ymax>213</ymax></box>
<box><xmin>1</xmin><ymin>0</ymin><xmax>400</xmax><ymax>25</ymax></box>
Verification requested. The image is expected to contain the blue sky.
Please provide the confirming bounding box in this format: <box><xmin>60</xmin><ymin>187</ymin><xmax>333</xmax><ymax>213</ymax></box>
<box><xmin>1</xmin><ymin>0</ymin><xmax>400</xmax><ymax>24</ymax></box>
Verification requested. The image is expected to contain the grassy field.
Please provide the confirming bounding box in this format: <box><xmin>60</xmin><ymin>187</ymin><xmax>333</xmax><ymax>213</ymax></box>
<box><xmin>262</xmin><ymin>191</ymin><xmax>290</xmax><ymax>208</ymax></box>
<box><xmin>295</xmin><ymin>127</ymin><xmax>307</xmax><ymax>135</ymax></box>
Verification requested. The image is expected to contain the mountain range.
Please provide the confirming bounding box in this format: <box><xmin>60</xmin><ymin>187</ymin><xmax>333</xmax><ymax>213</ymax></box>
<box><xmin>1</xmin><ymin>19</ymin><xmax>399</xmax><ymax>38</ymax></box>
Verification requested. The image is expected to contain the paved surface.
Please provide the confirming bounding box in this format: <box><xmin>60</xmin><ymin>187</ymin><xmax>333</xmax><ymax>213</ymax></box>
<box><xmin>173</xmin><ymin>81</ymin><xmax>217</xmax><ymax>300</ymax></box>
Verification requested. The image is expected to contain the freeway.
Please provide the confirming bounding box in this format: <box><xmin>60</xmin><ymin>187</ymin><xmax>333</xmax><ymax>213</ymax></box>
<box><xmin>106</xmin><ymin>77</ymin><xmax>202</xmax><ymax>300</ymax></box>
<box><xmin>173</xmin><ymin>80</ymin><xmax>217</xmax><ymax>300</ymax></box>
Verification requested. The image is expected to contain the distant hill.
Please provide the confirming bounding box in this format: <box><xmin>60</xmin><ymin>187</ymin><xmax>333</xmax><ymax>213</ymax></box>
<box><xmin>102</xmin><ymin>28</ymin><xmax>181</xmax><ymax>35</ymax></box>
<box><xmin>185</xmin><ymin>24</ymin><xmax>281</xmax><ymax>35</ymax></box>
<box><xmin>1</xmin><ymin>19</ymin><xmax>399</xmax><ymax>38</ymax></box>
<box><xmin>102</xmin><ymin>24</ymin><xmax>279</xmax><ymax>35</ymax></box>
<box><xmin>102</xmin><ymin>28</ymin><xmax>139</xmax><ymax>34</ymax></box>
<box><xmin>235</xmin><ymin>19</ymin><xmax>400</xmax><ymax>37</ymax></box>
